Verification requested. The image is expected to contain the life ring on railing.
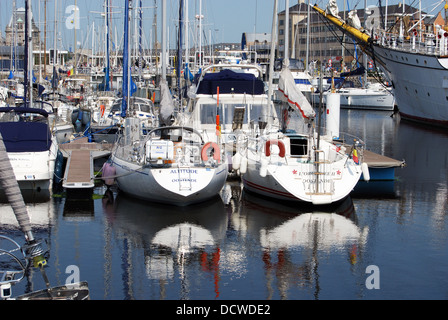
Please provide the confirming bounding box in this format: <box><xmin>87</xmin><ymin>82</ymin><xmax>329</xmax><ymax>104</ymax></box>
<box><xmin>201</xmin><ymin>142</ymin><xmax>221</xmax><ymax>161</ymax></box>
<box><xmin>265</xmin><ymin>139</ymin><xmax>286</xmax><ymax>158</ymax></box>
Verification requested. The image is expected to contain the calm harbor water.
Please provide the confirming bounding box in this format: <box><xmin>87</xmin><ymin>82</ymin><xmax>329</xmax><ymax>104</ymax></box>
<box><xmin>1</xmin><ymin>109</ymin><xmax>447</xmax><ymax>300</ymax></box>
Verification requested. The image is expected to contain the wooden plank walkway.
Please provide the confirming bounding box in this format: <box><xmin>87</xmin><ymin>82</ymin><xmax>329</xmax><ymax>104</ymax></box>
<box><xmin>59</xmin><ymin>137</ymin><xmax>113</xmax><ymax>159</ymax></box>
<box><xmin>60</xmin><ymin>137</ymin><xmax>113</xmax><ymax>190</ymax></box>
<box><xmin>63</xmin><ymin>150</ymin><xmax>94</xmax><ymax>189</ymax></box>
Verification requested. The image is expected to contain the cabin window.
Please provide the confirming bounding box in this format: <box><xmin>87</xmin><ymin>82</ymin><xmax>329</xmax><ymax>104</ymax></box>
<box><xmin>200</xmin><ymin>104</ymin><xmax>217</xmax><ymax>124</ymax></box>
<box><xmin>218</xmin><ymin>104</ymin><xmax>248</xmax><ymax>125</ymax></box>
<box><xmin>289</xmin><ymin>136</ymin><xmax>308</xmax><ymax>156</ymax></box>
<box><xmin>249</xmin><ymin>104</ymin><xmax>267</xmax><ymax>123</ymax></box>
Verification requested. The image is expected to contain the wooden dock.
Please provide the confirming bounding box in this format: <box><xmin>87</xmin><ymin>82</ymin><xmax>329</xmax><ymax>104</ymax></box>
<box><xmin>63</xmin><ymin>150</ymin><xmax>94</xmax><ymax>189</ymax></box>
<box><xmin>59</xmin><ymin>137</ymin><xmax>113</xmax><ymax>190</ymax></box>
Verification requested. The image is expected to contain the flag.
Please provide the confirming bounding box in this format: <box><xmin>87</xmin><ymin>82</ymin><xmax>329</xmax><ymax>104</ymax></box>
<box><xmin>352</xmin><ymin>148</ymin><xmax>359</xmax><ymax>164</ymax></box>
<box><xmin>67</xmin><ymin>68</ymin><xmax>74</xmax><ymax>76</ymax></box>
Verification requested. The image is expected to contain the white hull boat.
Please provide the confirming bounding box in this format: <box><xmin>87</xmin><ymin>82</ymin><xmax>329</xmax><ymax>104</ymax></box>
<box><xmin>315</xmin><ymin>83</ymin><xmax>396</xmax><ymax>111</ymax></box>
<box><xmin>111</xmin><ymin>125</ymin><xmax>228</xmax><ymax>206</ymax></box>
<box><xmin>313</xmin><ymin>4</ymin><xmax>448</xmax><ymax>128</ymax></box>
<box><xmin>0</xmin><ymin>107</ymin><xmax>58</xmax><ymax>191</ymax></box>
<box><xmin>237</xmin><ymin>65</ymin><xmax>366</xmax><ymax>205</ymax></box>
<box><xmin>242</xmin><ymin>132</ymin><xmax>365</xmax><ymax>204</ymax></box>
<box><xmin>373</xmin><ymin>45</ymin><xmax>448</xmax><ymax>122</ymax></box>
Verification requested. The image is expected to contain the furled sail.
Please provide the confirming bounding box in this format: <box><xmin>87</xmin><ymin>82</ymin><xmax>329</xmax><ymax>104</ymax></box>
<box><xmin>159</xmin><ymin>80</ymin><xmax>175</xmax><ymax>126</ymax></box>
<box><xmin>0</xmin><ymin>132</ymin><xmax>32</xmax><ymax>237</ymax></box>
<box><xmin>278</xmin><ymin>68</ymin><xmax>315</xmax><ymax>120</ymax></box>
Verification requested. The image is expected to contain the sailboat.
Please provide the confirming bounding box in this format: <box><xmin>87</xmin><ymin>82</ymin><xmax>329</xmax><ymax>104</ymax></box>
<box><xmin>0</xmin><ymin>0</ymin><xmax>58</xmax><ymax>193</ymax></box>
<box><xmin>109</xmin><ymin>0</ymin><xmax>227</xmax><ymax>206</ymax></box>
<box><xmin>313</xmin><ymin>2</ymin><xmax>448</xmax><ymax>128</ymax></box>
<box><xmin>238</xmin><ymin>0</ymin><xmax>367</xmax><ymax>205</ymax></box>
<box><xmin>0</xmin><ymin>0</ymin><xmax>88</xmax><ymax>300</ymax></box>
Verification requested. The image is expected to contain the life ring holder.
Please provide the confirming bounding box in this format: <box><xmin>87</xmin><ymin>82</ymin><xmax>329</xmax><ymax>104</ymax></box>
<box><xmin>265</xmin><ymin>139</ymin><xmax>286</xmax><ymax>158</ymax></box>
<box><xmin>201</xmin><ymin>142</ymin><xmax>221</xmax><ymax>162</ymax></box>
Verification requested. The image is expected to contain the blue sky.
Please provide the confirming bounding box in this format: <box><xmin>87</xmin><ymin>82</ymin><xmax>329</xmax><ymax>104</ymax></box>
<box><xmin>0</xmin><ymin>0</ymin><xmax>443</xmax><ymax>52</ymax></box>
<box><xmin>0</xmin><ymin>0</ymin><xmax>274</xmax><ymax>50</ymax></box>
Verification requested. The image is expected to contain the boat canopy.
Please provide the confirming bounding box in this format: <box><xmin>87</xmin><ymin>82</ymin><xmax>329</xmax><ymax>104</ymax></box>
<box><xmin>196</xmin><ymin>69</ymin><xmax>264</xmax><ymax>95</ymax></box>
<box><xmin>0</xmin><ymin>107</ymin><xmax>52</xmax><ymax>152</ymax></box>
<box><xmin>0</xmin><ymin>122</ymin><xmax>52</xmax><ymax>152</ymax></box>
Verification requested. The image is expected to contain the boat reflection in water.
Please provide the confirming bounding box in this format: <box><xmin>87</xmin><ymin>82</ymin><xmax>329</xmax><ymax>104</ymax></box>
<box><xmin>105</xmin><ymin>191</ymin><xmax>228</xmax><ymax>299</ymax></box>
<box><xmin>103</xmin><ymin>182</ymin><xmax>370</xmax><ymax>300</ymax></box>
<box><xmin>237</xmin><ymin>191</ymin><xmax>369</xmax><ymax>299</ymax></box>
<box><xmin>0</xmin><ymin>189</ymin><xmax>55</xmax><ymax>232</ymax></box>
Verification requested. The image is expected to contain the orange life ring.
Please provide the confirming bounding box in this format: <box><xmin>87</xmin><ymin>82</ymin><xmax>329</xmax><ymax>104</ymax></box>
<box><xmin>100</xmin><ymin>104</ymin><xmax>105</xmax><ymax>117</ymax></box>
<box><xmin>201</xmin><ymin>142</ymin><xmax>221</xmax><ymax>161</ymax></box>
<box><xmin>265</xmin><ymin>139</ymin><xmax>286</xmax><ymax>157</ymax></box>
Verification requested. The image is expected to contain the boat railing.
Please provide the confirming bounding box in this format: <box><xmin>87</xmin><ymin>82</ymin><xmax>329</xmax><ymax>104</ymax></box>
<box><xmin>115</xmin><ymin>130</ymin><xmax>223</xmax><ymax>168</ymax></box>
<box><xmin>200</xmin><ymin>63</ymin><xmax>264</xmax><ymax>79</ymax></box>
<box><xmin>0</xmin><ymin>235</ymin><xmax>27</xmax><ymax>299</ymax></box>
<box><xmin>332</xmin><ymin>131</ymin><xmax>366</xmax><ymax>160</ymax></box>
<box><xmin>378</xmin><ymin>30</ymin><xmax>448</xmax><ymax>56</ymax></box>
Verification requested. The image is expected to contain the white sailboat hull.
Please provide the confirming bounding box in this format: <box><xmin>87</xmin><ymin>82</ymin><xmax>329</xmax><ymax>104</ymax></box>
<box><xmin>112</xmin><ymin>156</ymin><xmax>228</xmax><ymax>206</ymax></box>
<box><xmin>243</xmin><ymin>157</ymin><xmax>362</xmax><ymax>205</ymax></box>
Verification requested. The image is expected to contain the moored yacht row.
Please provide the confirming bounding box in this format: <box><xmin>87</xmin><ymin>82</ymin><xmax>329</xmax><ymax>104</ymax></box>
<box><xmin>1</xmin><ymin>0</ymin><xmax>411</xmax><ymax>209</ymax></box>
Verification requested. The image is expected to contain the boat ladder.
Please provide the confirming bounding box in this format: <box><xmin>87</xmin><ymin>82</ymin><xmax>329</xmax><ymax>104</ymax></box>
<box><xmin>306</xmin><ymin>150</ymin><xmax>334</xmax><ymax>195</ymax></box>
<box><xmin>177</xmin><ymin>166</ymin><xmax>192</xmax><ymax>191</ymax></box>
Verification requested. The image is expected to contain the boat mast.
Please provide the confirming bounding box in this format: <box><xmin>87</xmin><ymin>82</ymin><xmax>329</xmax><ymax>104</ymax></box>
<box><xmin>25</xmin><ymin>0</ymin><xmax>33</xmax><ymax>108</ymax></box>
<box><xmin>306</xmin><ymin>0</ymin><xmax>310</xmax><ymax>72</ymax></box>
<box><xmin>363</xmin><ymin>0</ymin><xmax>367</xmax><ymax>87</ymax></box>
<box><xmin>44</xmin><ymin>0</ymin><xmax>47</xmax><ymax>78</ymax></box>
<box><xmin>185</xmin><ymin>0</ymin><xmax>189</xmax><ymax>74</ymax></box>
<box><xmin>74</xmin><ymin>0</ymin><xmax>77</xmax><ymax>75</ymax></box>
<box><xmin>138</xmin><ymin>0</ymin><xmax>143</xmax><ymax>82</ymax></box>
<box><xmin>177</xmin><ymin>0</ymin><xmax>184</xmax><ymax>95</ymax></box>
<box><xmin>10</xmin><ymin>0</ymin><xmax>17</xmax><ymax>74</ymax></box>
<box><xmin>121</xmin><ymin>0</ymin><xmax>130</xmax><ymax>117</ymax></box>
<box><xmin>105</xmin><ymin>0</ymin><xmax>111</xmax><ymax>91</ymax></box>
<box><xmin>267</xmin><ymin>0</ymin><xmax>278</xmax><ymax>126</ymax></box>
<box><xmin>162</xmin><ymin>0</ymin><xmax>167</xmax><ymax>81</ymax></box>
<box><xmin>284</xmin><ymin>0</ymin><xmax>289</xmax><ymax>65</ymax></box>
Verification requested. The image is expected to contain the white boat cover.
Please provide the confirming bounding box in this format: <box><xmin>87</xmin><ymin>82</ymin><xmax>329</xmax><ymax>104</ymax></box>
<box><xmin>278</xmin><ymin>68</ymin><xmax>316</xmax><ymax>120</ymax></box>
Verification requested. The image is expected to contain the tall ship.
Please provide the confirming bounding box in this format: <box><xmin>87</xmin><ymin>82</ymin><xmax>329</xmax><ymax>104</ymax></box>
<box><xmin>313</xmin><ymin>2</ymin><xmax>448</xmax><ymax>128</ymax></box>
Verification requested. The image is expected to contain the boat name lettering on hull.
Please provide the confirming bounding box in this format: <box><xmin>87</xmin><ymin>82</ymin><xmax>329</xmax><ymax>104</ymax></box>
<box><xmin>303</xmin><ymin>179</ymin><xmax>333</xmax><ymax>184</ymax></box>
<box><xmin>170</xmin><ymin>169</ymin><xmax>198</xmax><ymax>174</ymax></box>
<box><xmin>172</xmin><ymin>178</ymin><xmax>197</xmax><ymax>183</ymax></box>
